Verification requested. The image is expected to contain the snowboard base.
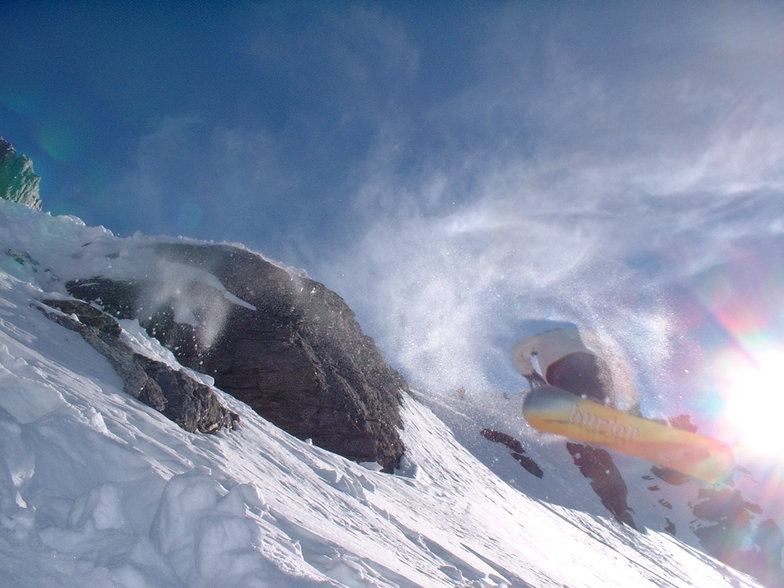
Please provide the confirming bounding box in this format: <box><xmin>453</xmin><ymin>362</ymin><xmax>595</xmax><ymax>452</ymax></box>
<box><xmin>523</xmin><ymin>386</ymin><xmax>734</xmax><ymax>484</ymax></box>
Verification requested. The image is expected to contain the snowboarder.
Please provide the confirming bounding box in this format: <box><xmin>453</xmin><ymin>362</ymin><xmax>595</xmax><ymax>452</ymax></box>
<box><xmin>512</xmin><ymin>326</ymin><xmax>638</xmax><ymax>527</ymax></box>
<box><xmin>511</xmin><ymin>327</ymin><xmax>613</xmax><ymax>403</ymax></box>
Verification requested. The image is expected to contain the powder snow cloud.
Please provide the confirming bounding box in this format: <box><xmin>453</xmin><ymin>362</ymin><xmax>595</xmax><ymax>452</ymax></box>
<box><xmin>316</xmin><ymin>3</ymin><xmax>784</xmax><ymax>399</ymax></box>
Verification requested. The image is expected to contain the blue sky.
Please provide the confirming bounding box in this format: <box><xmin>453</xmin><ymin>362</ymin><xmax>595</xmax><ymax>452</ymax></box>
<box><xmin>4</xmin><ymin>2</ymin><xmax>784</xmax><ymax>434</ymax></box>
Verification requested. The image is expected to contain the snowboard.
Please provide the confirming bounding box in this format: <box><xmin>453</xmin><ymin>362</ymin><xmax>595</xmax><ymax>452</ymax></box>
<box><xmin>523</xmin><ymin>386</ymin><xmax>734</xmax><ymax>483</ymax></box>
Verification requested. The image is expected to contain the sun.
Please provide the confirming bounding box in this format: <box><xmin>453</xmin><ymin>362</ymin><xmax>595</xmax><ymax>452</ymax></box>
<box><xmin>717</xmin><ymin>347</ymin><xmax>784</xmax><ymax>458</ymax></box>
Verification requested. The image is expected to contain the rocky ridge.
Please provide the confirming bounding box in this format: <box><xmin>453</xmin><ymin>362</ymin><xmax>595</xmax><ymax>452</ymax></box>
<box><xmin>35</xmin><ymin>296</ymin><xmax>238</xmax><ymax>434</ymax></box>
<box><xmin>66</xmin><ymin>242</ymin><xmax>408</xmax><ymax>471</ymax></box>
<box><xmin>0</xmin><ymin>137</ymin><xmax>41</xmax><ymax>211</ymax></box>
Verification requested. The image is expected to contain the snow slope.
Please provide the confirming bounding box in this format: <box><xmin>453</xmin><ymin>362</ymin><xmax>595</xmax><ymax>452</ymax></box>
<box><xmin>422</xmin><ymin>388</ymin><xmax>725</xmax><ymax>552</ymax></box>
<box><xmin>0</xmin><ymin>201</ymin><xmax>757</xmax><ymax>586</ymax></box>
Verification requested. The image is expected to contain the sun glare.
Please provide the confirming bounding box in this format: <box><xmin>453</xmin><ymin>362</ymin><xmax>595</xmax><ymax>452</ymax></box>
<box><xmin>718</xmin><ymin>347</ymin><xmax>784</xmax><ymax>457</ymax></box>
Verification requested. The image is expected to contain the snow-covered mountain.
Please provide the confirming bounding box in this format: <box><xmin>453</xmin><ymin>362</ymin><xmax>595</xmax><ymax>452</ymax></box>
<box><xmin>0</xmin><ymin>198</ymin><xmax>766</xmax><ymax>587</ymax></box>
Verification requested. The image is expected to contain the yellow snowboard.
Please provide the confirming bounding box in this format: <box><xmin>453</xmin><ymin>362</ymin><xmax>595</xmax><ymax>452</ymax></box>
<box><xmin>523</xmin><ymin>386</ymin><xmax>734</xmax><ymax>483</ymax></box>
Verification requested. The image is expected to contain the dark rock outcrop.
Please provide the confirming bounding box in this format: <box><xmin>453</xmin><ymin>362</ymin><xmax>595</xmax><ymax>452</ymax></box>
<box><xmin>37</xmin><ymin>297</ymin><xmax>237</xmax><ymax>434</ymax></box>
<box><xmin>689</xmin><ymin>486</ymin><xmax>784</xmax><ymax>587</ymax></box>
<box><xmin>480</xmin><ymin>429</ymin><xmax>544</xmax><ymax>478</ymax></box>
<box><xmin>0</xmin><ymin>137</ymin><xmax>42</xmax><ymax>211</ymax></box>
<box><xmin>668</xmin><ymin>414</ymin><xmax>698</xmax><ymax>433</ymax></box>
<box><xmin>566</xmin><ymin>441</ymin><xmax>636</xmax><ymax>528</ymax></box>
<box><xmin>67</xmin><ymin>242</ymin><xmax>408</xmax><ymax>471</ymax></box>
<box><xmin>650</xmin><ymin>465</ymin><xmax>689</xmax><ymax>486</ymax></box>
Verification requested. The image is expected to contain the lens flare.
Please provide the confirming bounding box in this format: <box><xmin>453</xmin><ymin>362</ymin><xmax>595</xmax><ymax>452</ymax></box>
<box><xmin>37</xmin><ymin>123</ymin><xmax>82</xmax><ymax>162</ymax></box>
<box><xmin>715</xmin><ymin>346</ymin><xmax>784</xmax><ymax>457</ymax></box>
<box><xmin>671</xmin><ymin>250</ymin><xmax>784</xmax><ymax>463</ymax></box>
